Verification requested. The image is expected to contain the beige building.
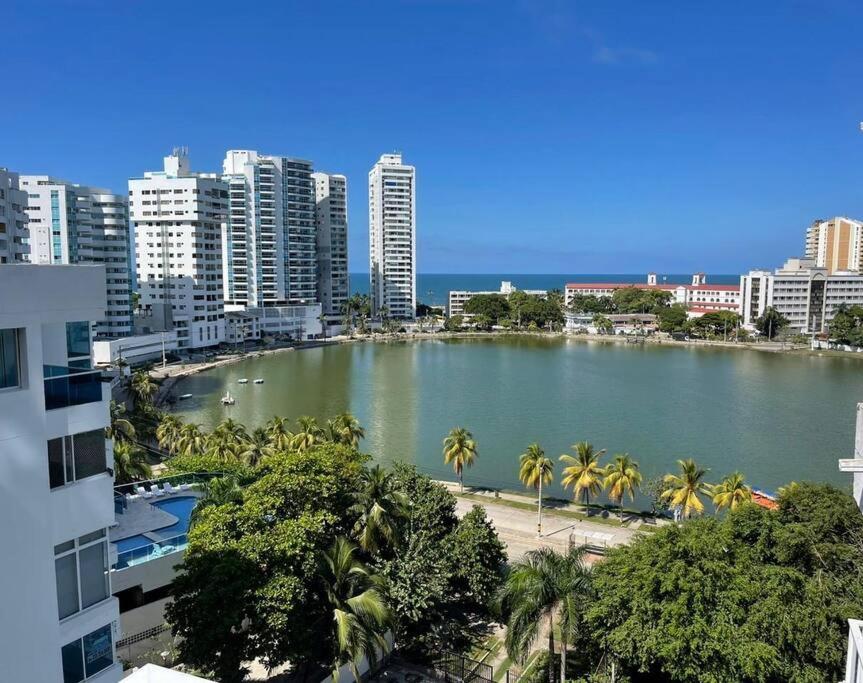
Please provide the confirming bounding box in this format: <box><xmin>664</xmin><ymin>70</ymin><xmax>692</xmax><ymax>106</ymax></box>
<box><xmin>805</xmin><ymin>217</ymin><xmax>863</xmax><ymax>274</ymax></box>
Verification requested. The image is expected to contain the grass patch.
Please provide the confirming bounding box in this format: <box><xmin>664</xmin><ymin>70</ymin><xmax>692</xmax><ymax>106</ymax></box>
<box><xmin>457</xmin><ymin>493</ymin><xmax>631</xmax><ymax>529</ymax></box>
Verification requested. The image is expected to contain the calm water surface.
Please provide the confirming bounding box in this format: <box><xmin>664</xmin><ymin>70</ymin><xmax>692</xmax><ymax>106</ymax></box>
<box><xmin>172</xmin><ymin>338</ymin><xmax>862</xmax><ymax>501</ymax></box>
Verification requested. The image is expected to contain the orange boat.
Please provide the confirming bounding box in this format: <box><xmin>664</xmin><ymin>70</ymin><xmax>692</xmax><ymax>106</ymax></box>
<box><xmin>751</xmin><ymin>488</ymin><xmax>779</xmax><ymax>510</ymax></box>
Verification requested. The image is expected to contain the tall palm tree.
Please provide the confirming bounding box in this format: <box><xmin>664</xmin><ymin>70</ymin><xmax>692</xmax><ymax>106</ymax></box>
<box><xmin>156</xmin><ymin>414</ymin><xmax>183</xmax><ymax>454</ymax></box>
<box><xmin>443</xmin><ymin>427</ymin><xmax>478</xmax><ymax>492</ymax></box>
<box><xmin>213</xmin><ymin>418</ymin><xmax>249</xmax><ymax>449</ymax></box>
<box><xmin>603</xmin><ymin>454</ymin><xmax>643</xmax><ymax>521</ymax></box>
<box><xmin>175</xmin><ymin>423</ymin><xmax>207</xmax><ymax>458</ymax></box>
<box><xmin>266</xmin><ymin>416</ymin><xmax>293</xmax><ymax>451</ymax></box>
<box><xmin>107</xmin><ymin>400</ymin><xmax>136</xmax><ymax>444</ymax></box>
<box><xmin>205</xmin><ymin>432</ymin><xmax>241</xmax><ymax>464</ymax></box>
<box><xmin>189</xmin><ymin>475</ymin><xmax>243</xmax><ymax>528</ymax></box>
<box><xmin>498</xmin><ymin>546</ymin><xmax>593</xmax><ymax>683</ymax></box>
<box><xmin>291</xmin><ymin>416</ymin><xmax>324</xmax><ymax>452</ymax></box>
<box><xmin>320</xmin><ymin>537</ymin><xmax>391</xmax><ymax>682</ymax></box>
<box><xmin>130</xmin><ymin>370</ymin><xmax>157</xmax><ymax>409</ymax></box>
<box><xmin>519</xmin><ymin>443</ymin><xmax>553</xmax><ymax>537</ymax></box>
<box><xmin>240</xmin><ymin>427</ymin><xmax>273</xmax><ymax>467</ymax></box>
<box><xmin>710</xmin><ymin>471</ymin><xmax>752</xmax><ymax>512</ymax></box>
<box><xmin>328</xmin><ymin>412</ymin><xmax>366</xmax><ymax>449</ymax></box>
<box><xmin>559</xmin><ymin>442</ymin><xmax>607</xmax><ymax>512</ymax></box>
<box><xmin>350</xmin><ymin>466</ymin><xmax>408</xmax><ymax>554</ymax></box>
<box><xmin>661</xmin><ymin>458</ymin><xmax>711</xmax><ymax>520</ymax></box>
<box><xmin>113</xmin><ymin>441</ymin><xmax>150</xmax><ymax>484</ymax></box>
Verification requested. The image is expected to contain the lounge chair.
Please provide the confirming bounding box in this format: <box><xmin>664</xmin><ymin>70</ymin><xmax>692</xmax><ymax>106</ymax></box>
<box><xmin>150</xmin><ymin>484</ymin><xmax>164</xmax><ymax>497</ymax></box>
<box><xmin>163</xmin><ymin>482</ymin><xmax>176</xmax><ymax>495</ymax></box>
<box><xmin>125</xmin><ymin>493</ymin><xmax>137</xmax><ymax>503</ymax></box>
<box><xmin>137</xmin><ymin>485</ymin><xmax>154</xmax><ymax>499</ymax></box>
<box><xmin>179</xmin><ymin>482</ymin><xmax>191</xmax><ymax>491</ymax></box>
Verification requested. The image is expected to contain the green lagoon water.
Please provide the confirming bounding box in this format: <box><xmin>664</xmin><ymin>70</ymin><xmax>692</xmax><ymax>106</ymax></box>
<box><xmin>172</xmin><ymin>337</ymin><xmax>863</xmax><ymax>501</ymax></box>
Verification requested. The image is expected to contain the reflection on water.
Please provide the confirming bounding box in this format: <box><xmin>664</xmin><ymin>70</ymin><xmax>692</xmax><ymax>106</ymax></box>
<box><xmin>172</xmin><ymin>338</ymin><xmax>863</xmax><ymax>501</ymax></box>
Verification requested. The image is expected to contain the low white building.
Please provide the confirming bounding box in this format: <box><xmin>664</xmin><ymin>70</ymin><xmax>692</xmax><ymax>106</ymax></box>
<box><xmin>93</xmin><ymin>331</ymin><xmax>179</xmax><ymax>367</ymax></box>
<box><xmin>224</xmin><ymin>303</ymin><xmax>322</xmax><ymax>341</ymax></box>
<box><xmin>0</xmin><ymin>265</ymin><xmax>121</xmax><ymax>682</ymax></box>
<box><xmin>448</xmin><ymin>281</ymin><xmax>547</xmax><ymax>317</ymax></box>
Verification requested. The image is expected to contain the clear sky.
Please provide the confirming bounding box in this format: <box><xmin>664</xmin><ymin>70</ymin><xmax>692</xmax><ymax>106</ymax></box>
<box><xmin>4</xmin><ymin>1</ymin><xmax>863</xmax><ymax>274</ymax></box>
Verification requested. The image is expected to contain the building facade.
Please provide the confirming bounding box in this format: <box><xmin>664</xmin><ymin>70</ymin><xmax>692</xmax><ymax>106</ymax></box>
<box><xmin>222</xmin><ymin>150</ymin><xmax>317</xmax><ymax>307</ymax></box>
<box><xmin>805</xmin><ymin>217</ymin><xmax>863</xmax><ymax>274</ymax></box>
<box><xmin>313</xmin><ymin>172</ymin><xmax>349</xmax><ymax>317</ymax></box>
<box><xmin>0</xmin><ymin>167</ymin><xmax>30</xmax><ymax>263</ymax></box>
<box><xmin>448</xmin><ymin>281</ymin><xmax>547</xmax><ymax>317</ymax></box>
<box><xmin>129</xmin><ymin>150</ymin><xmax>226</xmax><ymax>350</ymax></box>
<box><xmin>21</xmin><ymin>176</ymin><xmax>133</xmax><ymax>339</ymax></box>
<box><xmin>369</xmin><ymin>153</ymin><xmax>416</xmax><ymax>320</ymax></box>
<box><xmin>0</xmin><ymin>265</ymin><xmax>121</xmax><ymax>683</ymax></box>
<box><xmin>739</xmin><ymin>258</ymin><xmax>863</xmax><ymax>333</ymax></box>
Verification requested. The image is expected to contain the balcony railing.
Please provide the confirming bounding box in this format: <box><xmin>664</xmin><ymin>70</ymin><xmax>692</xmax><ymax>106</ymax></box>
<box><xmin>43</xmin><ymin>365</ymin><xmax>104</xmax><ymax>410</ymax></box>
<box><xmin>113</xmin><ymin>531</ymin><xmax>189</xmax><ymax>570</ymax></box>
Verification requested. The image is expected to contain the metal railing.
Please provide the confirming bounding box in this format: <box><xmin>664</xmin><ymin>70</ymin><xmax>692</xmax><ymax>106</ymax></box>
<box><xmin>433</xmin><ymin>651</ymin><xmax>493</xmax><ymax>683</ymax></box>
<box><xmin>113</xmin><ymin>471</ymin><xmax>221</xmax><ymax>503</ymax></box>
<box><xmin>113</xmin><ymin>532</ymin><xmax>189</xmax><ymax>570</ymax></box>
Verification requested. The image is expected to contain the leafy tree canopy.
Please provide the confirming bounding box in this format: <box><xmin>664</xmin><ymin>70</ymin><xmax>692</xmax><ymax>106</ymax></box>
<box><xmin>612</xmin><ymin>287</ymin><xmax>673</xmax><ymax>314</ymax></box>
<box><xmin>656</xmin><ymin>304</ymin><xmax>689</xmax><ymax>333</ymax></box>
<box><xmin>464</xmin><ymin>294</ymin><xmax>511</xmax><ymax>324</ymax></box>
<box><xmin>754</xmin><ymin>307</ymin><xmax>789</xmax><ymax>340</ymax></box>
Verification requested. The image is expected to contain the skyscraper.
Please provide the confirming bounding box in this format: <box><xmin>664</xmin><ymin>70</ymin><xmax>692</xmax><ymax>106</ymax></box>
<box><xmin>129</xmin><ymin>149</ymin><xmax>227</xmax><ymax>350</ymax></box>
<box><xmin>21</xmin><ymin>176</ymin><xmax>133</xmax><ymax>339</ymax></box>
<box><xmin>313</xmin><ymin>172</ymin><xmax>349</xmax><ymax>317</ymax></box>
<box><xmin>0</xmin><ymin>167</ymin><xmax>30</xmax><ymax>263</ymax></box>
<box><xmin>369</xmin><ymin>153</ymin><xmax>416</xmax><ymax>320</ymax></box>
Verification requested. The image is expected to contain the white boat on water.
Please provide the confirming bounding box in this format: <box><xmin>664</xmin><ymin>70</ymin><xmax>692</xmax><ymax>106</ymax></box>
<box><xmin>237</xmin><ymin>378</ymin><xmax>249</xmax><ymax>384</ymax></box>
<box><xmin>254</xmin><ymin>378</ymin><xmax>264</xmax><ymax>384</ymax></box>
<box><xmin>221</xmin><ymin>391</ymin><xmax>236</xmax><ymax>405</ymax></box>
<box><xmin>179</xmin><ymin>393</ymin><xmax>193</xmax><ymax>400</ymax></box>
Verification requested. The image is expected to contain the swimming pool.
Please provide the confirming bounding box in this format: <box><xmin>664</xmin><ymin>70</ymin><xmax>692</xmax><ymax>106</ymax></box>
<box><xmin>114</xmin><ymin>534</ymin><xmax>152</xmax><ymax>554</ymax></box>
<box><xmin>111</xmin><ymin>495</ymin><xmax>198</xmax><ymax>568</ymax></box>
<box><xmin>150</xmin><ymin>496</ymin><xmax>197</xmax><ymax>539</ymax></box>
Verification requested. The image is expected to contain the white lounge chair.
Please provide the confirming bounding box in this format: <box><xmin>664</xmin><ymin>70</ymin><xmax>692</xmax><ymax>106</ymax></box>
<box><xmin>137</xmin><ymin>485</ymin><xmax>154</xmax><ymax>499</ymax></box>
<box><xmin>179</xmin><ymin>482</ymin><xmax>191</xmax><ymax>491</ymax></box>
<box><xmin>150</xmin><ymin>484</ymin><xmax>164</xmax><ymax>497</ymax></box>
<box><xmin>163</xmin><ymin>482</ymin><xmax>176</xmax><ymax>495</ymax></box>
<box><xmin>125</xmin><ymin>493</ymin><xmax>137</xmax><ymax>503</ymax></box>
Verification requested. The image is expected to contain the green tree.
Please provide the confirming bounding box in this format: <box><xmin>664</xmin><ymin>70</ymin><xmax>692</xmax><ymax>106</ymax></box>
<box><xmin>291</xmin><ymin>415</ymin><xmax>325</xmax><ymax>452</ymax></box>
<box><xmin>519</xmin><ymin>443</ymin><xmax>553</xmax><ymax>536</ymax></box>
<box><xmin>156</xmin><ymin>414</ymin><xmax>183</xmax><ymax>454</ymax></box>
<box><xmin>327</xmin><ymin>412</ymin><xmax>366</xmax><ymax>449</ymax></box>
<box><xmin>656</xmin><ymin>303</ymin><xmax>688</xmax><ymax>333</ymax></box>
<box><xmin>603</xmin><ymin>454</ymin><xmax>642</xmax><ymax>520</ymax></box>
<box><xmin>443</xmin><ymin>427</ymin><xmax>479</xmax><ymax>491</ymax></box>
<box><xmin>755</xmin><ymin>306</ymin><xmax>789</xmax><ymax>340</ymax></box>
<box><xmin>189</xmin><ymin>474</ymin><xmax>243</xmax><ymax>528</ymax></box>
<box><xmin>464</xmin><ymin>294</ymin><xmax>511</xmax><ymax>324</ymax></box>
<box><xmin>266</xmin><ymin>415</ymin><xmax>294</xmax><ymax>451</ymax></box>
<box><xmin>113</xmin><ymin>441</ymin><xmax>150</xmax><ymax>484</ymax></box>
<box><xmin>592</xmin><ymin>314</ymin><xmax>614</xmax><ymax>334</ymax></box>
<box><xmin>661</xmin><ymin>458</ymin><xmax>710</xmax><ymax>520</ymax></box>
<box><xmin>107</xmin><ymin>400</ymin><xmax>136</xmax><ymax>444</ymax></box>
<box><xmin>444</xmin><ymin>314</ymin><xmax>464</xmax><ymax>332</ymax></box>
<box><xmin>130</xmin><ymin>370</ymin><xmax>157</xmax><ymax>409</ymax></box>
<box><xmin>472</xmin><ymin>313</ymin><xmax>493</xmax><ymax>331</ymax></box>
<box><xmin>240</xmin><ymin>426</ymin><xmax>273</xmax><ymax>467</ymax></box>
<box><xmin>559</xmin><ymin>442</ymin><xmax>606</xmax><ymax>510</ymax></box>
<box><xmin>175</xmin><ymin>422</ymin><xmax>207</xmax><ymax>458</ymax></box>
<box><xmin>498</xmin><ymin>546</ymin><xmax>594</xmax><ymax>683</ymax></box>
<box><xmin>350</xmin><ymin>465</ymin><xmax>408</xmax><ymax>554</ymax></box>
<box><xmin>710</xmin><ymin>471</ymin><xmax>752</xmax><ymax>512</ymax></box>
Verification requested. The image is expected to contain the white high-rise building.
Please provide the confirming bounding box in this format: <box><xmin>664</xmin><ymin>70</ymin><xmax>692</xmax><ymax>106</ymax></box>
<box><xmin>0</xmin><ymin>264</ymin><xmax>121</xmax><ymax>683</ymax></box>
<box><xmin>369</xmin><ymin>153</ymin><xmax>416</xmax><ymax>320</ymax></box>
<box><xmin>129</xmin><ymin>149</ymin><xmax>226</xmax><ymax>350</ymax></box>
<box><xmin>0</xmin><ymin>167</ymin><xmax>30</xmax><ymax>263</ymax></box>
<box><xmin>21</xmin><ymin>176</ymin><xmax>133</xmax><ymax>339</ymax></box>
<box><xmin>222</xmin><ymin>150</ymin><xmax>317</xmax><ymax>307</ymax></box>
<box><xmin>313</xmin><ymin>172</ymin><xmax>349</xmax><ymax>317</ymax></box>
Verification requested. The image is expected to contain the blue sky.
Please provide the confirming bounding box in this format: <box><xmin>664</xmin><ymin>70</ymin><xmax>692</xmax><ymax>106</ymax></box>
<box><xmin>4</xmin><ymin>1</ymin><xmax>863</xmax><ymax>274</ymax></box>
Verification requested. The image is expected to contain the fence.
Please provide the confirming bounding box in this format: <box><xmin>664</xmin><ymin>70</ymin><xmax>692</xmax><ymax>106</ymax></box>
<box><xmin>433</xmin><ymin>651</ymin><xmax>494</xmax><ymax>683</ymax></box>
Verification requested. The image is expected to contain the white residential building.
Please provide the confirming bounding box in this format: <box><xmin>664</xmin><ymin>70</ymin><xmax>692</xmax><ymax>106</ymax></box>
<box><xmin>222</xmin><ymin>150</ymin><xmax>317</xmax><ymax>307</ymax></box>
<box><xmin>448</xmin><ymin>281</ymin><xmax>547</xmax><ymax>317</ymax></box>
<box><xmin>739</xmin><ymin>258</ymin><xmax>863</xmax><ymax>333</ymax></box>
<box><xmin>129</xmin><ymin>149</ymin><xmax>227</xmax><ymax>350</ymax></box>
<box><xmin>21</xmin><ymin>176</ymin><xmax>133</xmax><ymax>339</ymax></box>
<box><xmin>0</xmin><ymin>265</ymin><xmax>121</xmax><ymax>683</ymax></box>
<box><xmin>369</xmin><ymin>153</ymin><xmax>416</xmax><ymax>320</ymax></box>
<box><xmin>313</xmin><ymin>172</ymin><xmax>349</xmax><ymax>317</ymax></box>
<box><xmin>805</xmin><ymin>217</ymin><xmax>863</xmax><ymax>274</ymax></box>
<box><xmin>0</xmin><ymin>167</ymin><xmax>30</xmax><ymax>263</ymax></box>
<box><xmin>224</xmin><ymin>303</ymin><xmax>322</xmax><ymax>342</ymax></box>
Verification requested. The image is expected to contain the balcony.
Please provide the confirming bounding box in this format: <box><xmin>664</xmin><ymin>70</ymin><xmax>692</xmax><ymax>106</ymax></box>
<box><xmin>44</xmin><ymin>365</ymin><xmax>104</xmax><ymax>410</ymax></box>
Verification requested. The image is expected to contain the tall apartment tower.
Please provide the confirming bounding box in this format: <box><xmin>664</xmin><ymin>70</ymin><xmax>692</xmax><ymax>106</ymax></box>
<box><xmin>805</xmin><ymin>217</ymin><xmax>863</xmax><ymax>273</ymax></box>
<box><xmin>0</xmin><ymin>265</ymin><xmax>121</xmax><ymax>683</ymax></box>
<box><xmin>222</xmin><ymin>150</ymin><xmax>317</xmax><ymax>306</ymax></box>
<box><xmin>0</xmin><ymin>167</ymin><xmax>30</xmax><ymax>263</ymax></box>
<box><xmin>21</xmin><ymin>176</ymin><xmax>133</xmax><ymax>339</ymax></box>
<box><xmin>369</xmin><ymin>153</ymin><xmax>416</xmax><ymax>319</ymax></box>
<box><xmin>313</xmin><ymin>172</ymin><xmax>349</xmax><ymax>317</ymax></box>
<box><xmin>129</xmin><ymin>149</ymin><xmax>227</xmax><ymax>350</ymax></box>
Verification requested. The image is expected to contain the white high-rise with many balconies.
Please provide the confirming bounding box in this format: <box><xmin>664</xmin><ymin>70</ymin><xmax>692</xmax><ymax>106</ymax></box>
<box><xmin>369</xmin><ymin>153</ymin><xmax>416</xmax><ymax>320</ymax></box>
<box><xmin>20</xmin><ymin>176</ymin><xmax>133</xmax><ymax>339</ymax></box>
<box><xmin>0</xmin><ymin>167</ymin><xmax>30</xmax><ymax>263</ymax></box>
<box><xmin>129</xmin><ymin>149</ymin><xmax>226</xmax><ymax>350</ymax></box>
<box><xmin>313</xmin><ymin>172</ymin><xmax>349</xmax><ymax>317</ymax></box>
<box><xmin>0</xmin><ymin>264</ymin><xmax>122</xmax><ymax>683</ymax></box>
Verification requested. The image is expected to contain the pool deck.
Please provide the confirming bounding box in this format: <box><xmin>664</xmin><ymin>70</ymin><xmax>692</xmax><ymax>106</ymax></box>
<box><xmin>111</xmin><ymin>489</ymin><xmax>202</xmax><ymax>542</ymax></box>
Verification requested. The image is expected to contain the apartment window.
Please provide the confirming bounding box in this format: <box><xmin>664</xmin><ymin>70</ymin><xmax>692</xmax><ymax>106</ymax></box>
<box><xmin>66</xmin><ymin>321</ymin><xmax>91</xmax><ymax>368</ymax></box>
<box><xmin>61</xmin><ymin>623</ymin><xmax>113</xmax><ymax>683</ymax></box>
<box><xmin>48</xmin><ymin>430</ymin><xmax>107</xmax><ymax>489</ymax></box>
<box><xmin>54</xmin><ymin>529</ymin><xmax>109</xmax><ymax>620</ymax></box>
<box><xmin>0</xmin><ymin>328</ymin><xmax>21</xmax><ymax>389</ymax></box>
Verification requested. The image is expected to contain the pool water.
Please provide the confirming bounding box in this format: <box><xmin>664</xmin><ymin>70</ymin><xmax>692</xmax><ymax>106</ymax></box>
<box><xmin>150</xmin><ymin>496</ymin><xmax>197</xmax><ymax>539</ymax></box>
<box><xmin>114</xmin><ymin>534</ymin><xmax>151</xmax><ymax>553</ymax></box>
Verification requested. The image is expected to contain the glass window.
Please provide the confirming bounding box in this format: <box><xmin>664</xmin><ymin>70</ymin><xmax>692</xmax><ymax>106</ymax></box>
<box><xmin>79</xmin><ymin>543</ymin><xmax>108</xmax><ymax>609</ymax></box>
<box><xmin>48</xmin><ymin>438</ymin><xmax>65</xmax><ymax>489</ymax></box>
<box><xmin>47</xmin><ymin>431</ymin><xmax>106</xmax><ymax>489</ymax></box>
<box><xmin>54</xmin><ymin>530</ymin><xmax>108</xmax><ymax>619</ymax></box>
<box><xmin>0</xmin><ymin>328</ymin><xmax>20</xmax><ymax>389</ymax></box>
<box><xmin>55</xmin><ymin>554</ymin><xmax>79</xmax><ymax>620</ymax></box>
<box><xmin>65</xmin><ymin>321</ymin><xmax>90</xmax><ymax>362</ymax></box>
<box><xmin>61</xmin><ymin>638</ymin><xmax>84</xmax><ymax>683</ymax></box>
<box><xmin>83</xmin><ymin>624</ymin><xmax>113</xmax><ymax>677</ymax></box>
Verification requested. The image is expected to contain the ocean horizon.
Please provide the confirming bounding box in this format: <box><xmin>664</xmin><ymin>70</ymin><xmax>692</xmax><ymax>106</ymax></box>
<box><xmin>349</xmin><ymin>272</ymin><xmax>740</xmax><ymax>306</ymax></box>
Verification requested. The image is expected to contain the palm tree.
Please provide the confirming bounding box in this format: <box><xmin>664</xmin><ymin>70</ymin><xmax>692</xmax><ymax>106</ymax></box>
<box><xmin>320</xmin><ymin>537</ymin><xmax>391</xmax><ymax>682</ymax></box>
<box><xmin>205</xmin><ymin>432</ymin><xmax>241</xmax><ymax>464</ymax></box>
<box><xmin>213</xmin><ymin>418</ymin><xmax>249</xmax><ymax>449</ymax></box>
<box><xmin>156</xmin><ymin>414</ymin><xmax>183</xmax><ymax>454</ymax></box>
<box><xmin>603</xmin><ymin>454</ymin><xmax>643</xmax><ymax>521</ymax></box>
<box><xmin>519</xmin><ymin>443</ymin><xmax>553</xmax><ymax>537</ymax></box>
<box><xmin>130</xmin><ymin>370</ymin><xmax>157</xmax><ymax>409</ymax></box>
<box><xmin>559</xmin><ymin>442</ymin><xmax>607</xmax><ymax>512</ymax></box>
<box><xmin>710</xmin><ymin>471</ymin><xmax>752</xmax><ymax>511</ymax></box>
<box><xmin>175</xmin><ymin>423</ymin><xmax>207</xmax><ymax>458</ymax></box>
<box><xmin>106</xmin><ymin>400</ymin><xmax>135</xmax><ymax>444</ymax></box>
<box><xmin>240</xmin><ymin>427</ymin><xmax>273</xmax><ymax>467</ymax></box>
<box><xmin>113</xmin><ymin>441</ymin><xmax>150</xmax><ymax>484</ymax></box>
<box><xmin>443</xmin><ymin>427</ymin><xmax>478</xmax><ymax>492</ymax></box>
<box><xmin>291</xmin><ymin>416</ymin><xmax>325</xmax><ymax>452</ymax></box>
<box><xmin>661</xmin><ymin>458</ymin><xmax>710</xmax><ymax>520</ymax></box>
<box><xmin>498</xmin><ymin>546</ymin><xmax>593</xmax><ymax>683</ymax></box>
<box><xmin>189</xmin><ymin>475</ymin><xmax>243</xmax><ymax>528</ymax></box>
<box><xmin>328</xmin><ymin>412</ymin><xmax>366</xmax><ymax>449</ymax></box>
<box><xmin>350</xmin><ymin>466</ymin><xmax>408</xmax><ymax>554</ymax></box>
<box><xmin>266</xmin><ymin>416</ymin><xmax>293</xmax><ymax>451</ymax></box>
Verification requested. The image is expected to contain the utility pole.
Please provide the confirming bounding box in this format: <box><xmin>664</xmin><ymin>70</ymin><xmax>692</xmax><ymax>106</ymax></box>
<box><xmin>161</xmin><ymin>331</ymin><xmax>167</xmax><ymax>369</ymax></box>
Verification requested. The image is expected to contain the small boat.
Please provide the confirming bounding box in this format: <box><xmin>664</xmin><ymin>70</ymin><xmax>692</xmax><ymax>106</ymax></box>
<box><xmin>220</xmin><ymin>391</ymin><xmax>236</xmax><ymax>406</ymax></box>
<box><xmin>178</xmin><ymin>393</ymin><xmax>193</xmax><ymax>400</ymax></box>
<box><xmin>237</xmin><ymin>378</ymin><xmax>249</xmax><ymax>384</ymax></box>
<box><xmin>254</xmin><ymin>378</ymin><xmax>264</xmax><ymax>384</ymax></box>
